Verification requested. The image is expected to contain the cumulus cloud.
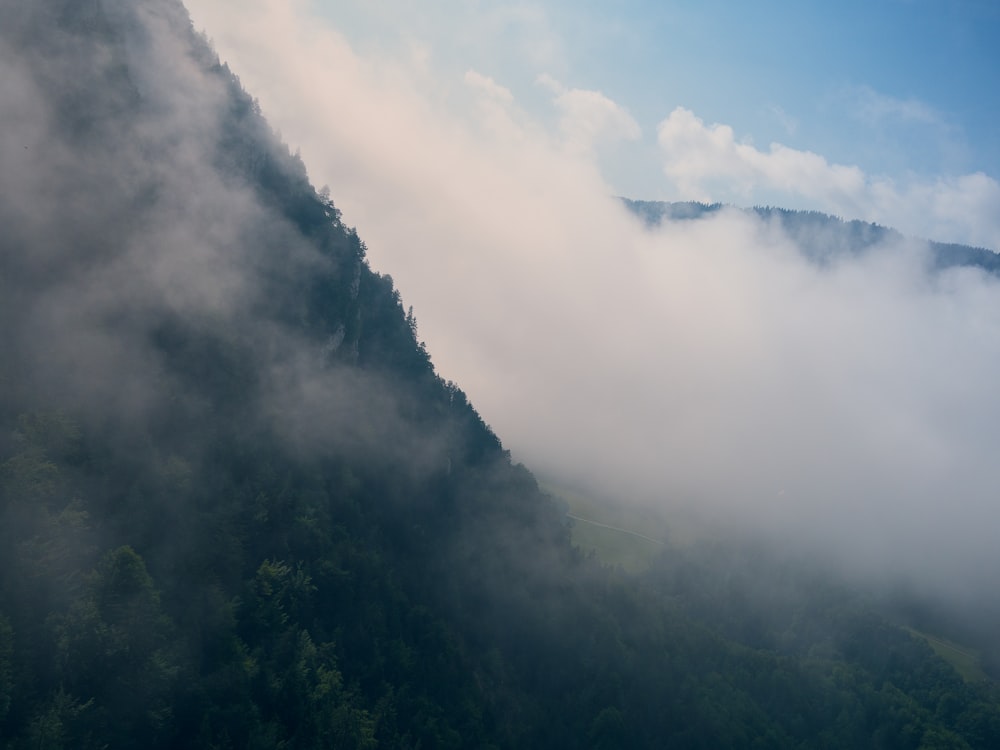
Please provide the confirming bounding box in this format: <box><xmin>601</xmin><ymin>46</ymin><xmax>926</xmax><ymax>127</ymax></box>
<box><xmin>465</xmin><ymin>69</ymin><xmax>515</xmax><ymax>104</ymax></box>
<box><xmin>658</xmin><ymin>107</ymin><xmax>866</xmax><ymax>205</ymax></box>
<box><xmin>657</xmin><ymin>107</ymin><xmax>1000</xmax><ymax>249</ymax></box>
<box><xmin>537</xmin><ymin>73</ymin><xmax>641</xmax><ymax>154</ymax></box>
<box><xmin>186</xmin><ymin>0</ymin><xmax>1000</xmax><ymax>608</ymax></box>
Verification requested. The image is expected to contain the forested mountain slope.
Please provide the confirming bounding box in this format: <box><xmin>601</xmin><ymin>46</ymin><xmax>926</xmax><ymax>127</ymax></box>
<box><xmin>1</xmin><ymin>1</ymin><xmax>998</xmax><ymax>748</ymax></box>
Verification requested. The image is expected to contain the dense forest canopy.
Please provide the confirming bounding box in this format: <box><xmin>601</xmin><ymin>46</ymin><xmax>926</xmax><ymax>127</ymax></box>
<box><xmin>1</xmin><ymin>1</ymin><xmax>999</xmax><ymax>748</ymax></box>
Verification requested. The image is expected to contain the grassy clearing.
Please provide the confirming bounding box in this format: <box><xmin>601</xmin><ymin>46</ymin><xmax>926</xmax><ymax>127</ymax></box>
<box><xmin>906</xmin><ymin>627</ymin><xmax>989</xmax><ymax>683</ymax></box>
<box><xmin>567</xmin><ymin>514</ymin><xmax>663</xmax><ymax>572</ymax></box>
<box><xmin>542</xmin><ymin>480</ymin><xmax>669</xmax><ymax>572</ymax></box>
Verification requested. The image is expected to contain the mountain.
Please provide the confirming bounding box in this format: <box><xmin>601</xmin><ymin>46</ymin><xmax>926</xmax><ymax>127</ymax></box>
<box><xmin>623</xmin><ymin>198</ymin><xmax>1000</xmax><ymax>273</ymax></box>
<box><xmin>2</xmin><ymin>1</ymin><xmax>999</xmax><ymax>748</ymax></box>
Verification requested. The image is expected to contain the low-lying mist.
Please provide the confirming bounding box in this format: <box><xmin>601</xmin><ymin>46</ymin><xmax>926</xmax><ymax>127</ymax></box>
<box><xmin>186</xmin><ymin>0</ymin><xmax>1000</xmax><ymax>617</ymax></box>
<box><xmin>0</xmin><ymin>0</ymin><xmax>430</xmax><ymax>469</ymax></box>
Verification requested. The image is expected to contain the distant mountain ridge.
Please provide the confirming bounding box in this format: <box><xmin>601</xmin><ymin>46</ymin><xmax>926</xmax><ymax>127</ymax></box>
<box><xmin>623</xmin><ymin>198</ymin><xmax>1000</xmax><ymax>274</ymax></box>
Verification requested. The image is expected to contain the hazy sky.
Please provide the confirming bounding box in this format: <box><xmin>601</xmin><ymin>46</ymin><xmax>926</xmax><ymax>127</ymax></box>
<box><xmin>185</xmin><ymin>0</ymin><xmax>1000</xmax><ymax>601</ymax></box>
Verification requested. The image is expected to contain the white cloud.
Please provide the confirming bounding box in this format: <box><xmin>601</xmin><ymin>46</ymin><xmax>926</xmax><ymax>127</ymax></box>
<box><xmin>538</xmin><ymin>74</ymin><xmax>640</xmax><ymax>153</ymax></box>
<box><xmin>657</xmin><ymin>107</ymin><xmax>866</xmax><ymax>205</ymax></box>
<box><xmin>557</xmin><ymin>87</ymin><xmax>640</xmax><ymax>152</ymax></box>
<box><xmin>462</xmin><ymin>69</ymin><xmax>529</xmax><ymax>142</ymax></box>
<box><xmin>535</xmin><ymin>71</ymin><xmax>564</xmax><ymax>95</ymax></box>
<box><xmin>657</xmin><ymin>107</ymin><xmax>1000</xmax><ymax>249</ymax></box>
<box><xmin>186</xmin><ymin>0</ymin><xmax>1000</xmax><ymax>607</ymax></box>
<box><xmin>465</xmin><ymin>69</ymin><xmax>514</xmax><ymax>104</ymax></box>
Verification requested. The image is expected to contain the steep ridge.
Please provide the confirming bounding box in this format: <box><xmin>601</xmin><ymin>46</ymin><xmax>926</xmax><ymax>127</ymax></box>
<box><xmin>1</xmin><ymin>1</ymin><xmax>999</xmax><ymax>748</ymax></box>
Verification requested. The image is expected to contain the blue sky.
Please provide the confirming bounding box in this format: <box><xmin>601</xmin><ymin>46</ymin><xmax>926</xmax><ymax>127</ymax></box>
<box><xmin>293</xmin><ymin>0</ymin><xmax>1000</xmax><ymax>244</ymax></box>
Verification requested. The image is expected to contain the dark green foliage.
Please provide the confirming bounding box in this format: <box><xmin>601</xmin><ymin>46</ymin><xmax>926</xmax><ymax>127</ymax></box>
<box><xmin>0</xmin><ymin>615</ymin><xmax>11</xmax><ymax>725</ymax></box>
<box><xmin>1</xmin><ymin>1</ymin><xmax>998</xmax><ymax>748</ymax></box>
